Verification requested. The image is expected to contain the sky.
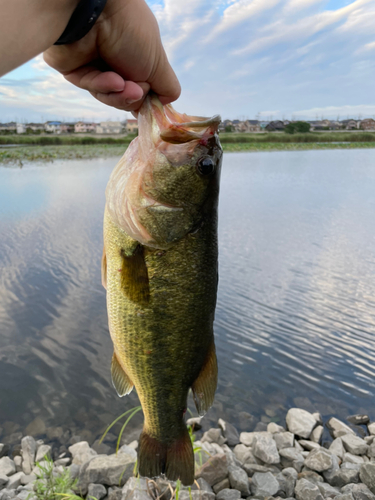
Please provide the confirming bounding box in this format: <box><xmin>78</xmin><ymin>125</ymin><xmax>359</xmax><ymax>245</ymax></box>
<box><xmin>0</xmin><ymin>0</ymin><xmax>374</xmax><ymax>123</ymax></box>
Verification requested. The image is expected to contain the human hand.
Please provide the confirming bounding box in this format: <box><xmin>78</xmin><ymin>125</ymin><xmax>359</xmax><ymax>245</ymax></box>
<box><xmin>43</xmin><ymin>0</ymin><xmax>180</xmax><ymax>112</ymax></box>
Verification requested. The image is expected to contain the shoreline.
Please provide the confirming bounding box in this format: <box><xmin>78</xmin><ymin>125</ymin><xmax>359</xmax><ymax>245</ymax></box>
<box><xmin>0</xmin><ymin>406</ymin><xmax>374</xmax><ymax>500</ymax></box>
<box><xmin>1</xmin><ymin>142</ymin><xmax>375</xmax><ymax>165</ymax></box>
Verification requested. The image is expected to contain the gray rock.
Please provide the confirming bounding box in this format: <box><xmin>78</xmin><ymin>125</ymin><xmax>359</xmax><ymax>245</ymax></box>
<box><xmin>360</xmin><ymin>463</ymin><xmax>375</xmax><ymax>494</ymax></box>
<box><xmin>311</xmin><ymin>426</ymin><xmax>324</xmax><ymax>444</ymax></box>
<box><xmin>253</xmin><ymin>433</ymin><xmax>280</xmax><ymax>464</ymax></box>
<box><xmin>305</xmin><ymin>448</ymin><xmax>334</xmax><ymax>472</ymax></box>
<box><xmin>186</xmin><ymin>417</ymin><xmax>202</xmax><ymax>430</ymax></box>
<box><xmin>367</xmin><ymin>442</ymin><xmax>375</xmax><ymax>458</ymax></box>
<box><xmin>347</xmin><ymin>415</ymin><xmax>370</xmax><ymax>426</ymax></box>
<box><xmin>279</xmin><ymin>447</ymin><xmax>305</xmax><ymax>472</ymax></box>
<box><xmin>330</xmin><ymin>438</ymin><xmax>345</xmax><ymax>460</ymax></box>
<box><xmin>20</xmin><ymin>474</ymin><xmax>36</xmax><ymax>485</ymax></box>
<box><xmin>218</xmin><ymin>420</ymin><xmax>240</xmax><ymax>447</ymax></box>
<box><xmin>228</xmin><ymin>466</ymin><xmax>249</xmax><ymax>496</ymax></box>
<box><xmin>21</xmin><ymin>436</ymin><xmax>36</xmax><ymax>476</ymax></box>
<box><xmin>251</xmin><ymin>472</ymin><xmax>279</xmax><ymax>498</ymax></box>
<box><xmin>342</xmin><ymin>483</ymin><xmax>375</xmax><ymax>500</ymax></box>
<box><xmin>78</xmin><ymin>453</ymin><xmax>135</xmax><ymax>495</ymax></box>
<box><xmin>221</xmin><ymin>446</ymin><xmax>242</xmax><ymax>470</ymax></box>
<box><xmin>275</xmin><ymin>471</ymin><xmax>295</xmax><ymax>497</ymax></box>
<box><xmin>274</xmin><ymin>432</ymin><xmax>294</xmax><ymax>450</ymax></box>
<box><xmin>54</xmin><ymin>458</ymin><xmax>71</xmax><ymax>467</ymax></box>
<box><xmin>368</xmin><ymin>423</ymin><xmax>375</xmax><ymax>436</ymax></box>
<box><xmin>239</xmin><ymin>432</ymin><xmax>258</xmax><ymax>447</ymax></box>
<box><xmin>122</xmin><ymin>477</ymin><xmax>151</xmax><ymax>500</ymax></box>
<box><xmin>13</xmin><ymin>458</ymin><xmax>21</xmax><ymax>474</ymax></box>
<box><xmin>0</xmin><ymin>489</ymin><xmax>16</xmax><ymax>500</ymax></box>
<box><xmin>35</xmin><ymin>445</ymin><xmax>51</xmax><ymax>463</ymax></box>
<box><xmin>313</xmin><ymin>413</ymin><xmax>323</xmax><ymax>425</ymax></box>
<box><xmin>194</xmin><ymin>478</ymin><xmax>212</xmax><ymax>493</ymax></box>
<box><xmin>317</xmin><ymin>482</ymin><xmax>341</xmax><ymax>499</ymax></box>
<box><xmin>216</xmin><ymin>488</ymin><xmax>241</xmax><ymax>500</ymax></box>
<box><xmin>46</xmin><ymin>427</ymin><xmax>64</xmax><ymax>441</ymax></box>
<box><xmin>286</xmin><ymin>408</ymin><xmax>317</xmax><ymax>439</ymax></box>
<box><xmin>179</xmin><ymin>492</ymin><xmax>214</xmax><ymax>500</ymax></box>
<box><xmin>212</xmin><ymin>478</ymin><xmax>230</xmax><ymax>494</ymax></box>
<box><xmin>299</xmin><ymin>440</ymin><xmax>321</xmax><ymax>451</ymax></box>
<box><xmin>295</xmin><ymin>478</ymin><xmax>324</xmax><ymax>500</ymax></box>
<box><xmin>337</xmin><ymin>469</ymin><xmax>360</xmax><ymax>486</ymax></box>
<box><xmin>16</xmin><ymin>490</ymin><xmax>34</xmax><ymax>500</ymax></box>
<box><xmin>344</xmin><ymin>453</ymin><xmax>364</xmax><ymax>464</ymax></box>
<box><xmin>267</xmin><ymin>423</ymin><xmax>285</xmax><ymax>434</ymax></box>
<box><xmin>0</xmin><ymin>474</ymin><xmax>8</xmax><ymax>489</ymax></box>
<box><xmin>298</xmin><ymin>471</ymin><xmax>324</xmax><ymax>484</ymax></box>
<box><xmin>108</xmin><ymin>487</ymin><xmax>122</xmax><ymax>500</ymax></box>
<box><xmin>91</xmin><ymin>440</ymin><xmax>111</xmax><ymax>455</ymax></box>
<box><xmin>24</xmin><ymin>418</ymin><xmax>46</xmax><ymax>437</ymax></box>
<box><xmin>69</xmin><ymin>464</ymin><xmax>80</xmax><ymax>481</ymax></box>
<box><xmin>242</xmin><ymin>463</ymin><xmax>274</xmax><ymax>476</ymax></box>
<box><xmin>254</xmin><ymin>422</ymin><xmax>268</xmax><ymax>432</ymax></box>
<box><xmin>233</xmin><ymin>444</ymin><xmax>255</xmax><ymax>464</ymax></box>
<box><xmin>0</xmin><ymin>459</ymin><xmax>16</xmax><ymax>477</ymax></box>
<box><xmin>0</xmin><ymin>447</ymin><xmax>8</xmax><ymax>460</ymax></box>
<box><xmin>322</xmin><ymin>454</ymin><xmax>340</xmax><ymax>485</ymax></box>
<box><xmin>87</xmin><ymin>483</ymin><xmax>107</xmax><ymax>500</ymax></box>
<box><xmin>7</xmin><ymin>473</ymin><xmax>23</xmax><ymax>490</ymax></box>
<box><xmin>327</xmin><ymin>418</ymin><xmax>355</xmax><ymax>439</ymax></box>
<box><xmin>195</xmin><ymin>454</ymin><xmax>228</xmax><ymax>486</ymax></box>
<box><xmin>118</xmin><ymin>446</ymin><xmax>137</xmax><ymax>461</ymax></box>
<box><xmin>201</xmin><ymin>429</ymin><xmax>226</xmax><ymax>446</ymax></box>
<box><xmin>283</xmin><ymin>467</ymin><xmax>298</xmax><ymax>480</ymax></box>
<box><xmin>68</xmin><ymin>441</ymin><xmax>97</xmax><ymax>466</ymax></box>
<box><xmin>342</xmin><ymin>435</ymin><xmax>368</xmax><ymax>456</ymax></box>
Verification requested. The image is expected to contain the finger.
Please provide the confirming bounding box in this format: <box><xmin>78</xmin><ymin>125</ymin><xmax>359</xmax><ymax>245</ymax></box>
<box><xmin>91</xmin><ymin>81</ymin><xmax>150</xmax><ymax>111</ymax></box>
<box><xmin>149</xmin><ymin>49</ymin><xmax>181</xmax><ymax>105</ymax></box>
<box><xmin>64</xmin><ymin>66</ymin><xmax>126</xmax><ymax>93</ymax></box>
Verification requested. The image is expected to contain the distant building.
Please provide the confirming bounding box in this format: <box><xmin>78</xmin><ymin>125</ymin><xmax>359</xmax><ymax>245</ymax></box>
<box><xmin>259</xmin><ymin>121</ymin><xmax>270</xmax><ymax>130</ymax></box>
<box><xmin>341</xmin><ymin>119</ymin><xmax>359</xmax><ymax>130</ymax></box>
<box><xmin>26</xmin><ymin>123</ymin><xmax>45</xmax><ymax>133</ymax></box>
<box><xmin>16</xmin><ymin>123</ymin><xmax>25</xmax><ymax>134</ymax></box>
<box><xmin>60</xmin><ymin>123</ymin><xmax>75</xmax><ymax>133</ymax></box>
<box><xmin>360</xmin><ymin>118</ymin><xmax>375</xmax><ymax>131</ymax></box>
<box><xmin>0</xmin><ymin>122</ymin><xmax>17</xmax><ymax>133</ymax></box>
<box><xmin>96</xmin><ymin>121</ymin><xmax>123</xmax><ymax>134</ymax></box>
<box><xmin>238</xmin><ymin>120</ymin><xmax>261</xmax><ymax>132</ymax></box>
<box><xmin>125</xmin><ymin>119</ymin><xmax>138</xmax><ymax>133</ymax></box>
<box><xmin>266</xmin><ymin>120</ymin><xmax>285</xmax><ymax>132</ymax></box>
<box><xmin>45</xmin><ymin>121</ymin><xmax>62</xmax><ymax>134</ymax></box>
<box><xmin>74</xmin><ymin>122</ymin><xmax>97</xmax><ymax>133</ymax></box>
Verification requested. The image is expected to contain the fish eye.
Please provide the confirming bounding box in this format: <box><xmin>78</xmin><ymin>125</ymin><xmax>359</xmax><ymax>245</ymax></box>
<box><xmin>197</xmin><ymin>156</ymin><xmax>215</xmax><ymax>176</ymax></box>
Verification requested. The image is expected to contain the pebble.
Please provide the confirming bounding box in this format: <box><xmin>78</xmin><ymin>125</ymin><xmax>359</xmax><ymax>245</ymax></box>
<box><xmin>360</xmin><ymin>463</ymin><xmax>375</xmax><ymax>494</ymax></box>
<box><xmin>304</xmin><ymin>448</ymin><xmax>334</xmax><ymax>472</ymax></box>
<box><xmin>295</xmin><ymin>478</ymin><xmax>324</xmax><ymax>500</ymax></box>
<box><xmin>341</xmin><ymin>434</ymin><xmax>368</xmax><ymax>455</ymax></box>
<box><xmin>274</xmin><ymin>431</ymin><xmax>294</xmax><ymax>450</ymax></box>
<box><xmin>251</xmin><ymin>472</ymin><xmax>279</xmax><ymax>498</ymax></box>
<box><xmin>253</xmin><ymin>433</ymin><xmax>280</xmax><ymax>464</ymax></box>
<box><xmin>311</xmin><ymin>425</ymin><xmax>324</xmax><ymax>444</ymax></box>
<box><xmin>286</xmin><ymin>408</ymin><xmax>317</xmax><ymax>439</ymax></box>
<box><xmin>329</xmin><ymin>437</ymin><xmax>345</xmax><ymax>460</ymax></box>
<box><xmin>298</xmin><ymin>440</ymin><xmax>321</xmax><ymax>451</ymax></box>
<box><xmin>0</xmin><ymin>458</ymin><xmax>16</xmax><ymax>477</ymax></box>
<box><xmin>279</xmin><ymin>447</ymin><xmax>305</xmax><ymax>472</ymax></box>
<box><xmin>233</xmin><ymin>444</ymin><xmax>255</xmax><ymax>464</ymax></box>
<box><xmin>228</xmin><ymin>466</ymin><xmax>250</xmax><ymax>496</ymax></box>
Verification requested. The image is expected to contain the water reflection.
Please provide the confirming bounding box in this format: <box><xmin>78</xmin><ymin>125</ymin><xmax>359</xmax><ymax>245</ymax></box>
<box><xmin>1</xmin><ymin>151</ymin><xmax>375</xmax><ymax>449</ymax></box>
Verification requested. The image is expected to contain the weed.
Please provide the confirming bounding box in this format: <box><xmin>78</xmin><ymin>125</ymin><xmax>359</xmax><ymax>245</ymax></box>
<box><xmin>32</xmin><ymin>456</ymin><xmax>80</xmax><ymax>500</ymax></box>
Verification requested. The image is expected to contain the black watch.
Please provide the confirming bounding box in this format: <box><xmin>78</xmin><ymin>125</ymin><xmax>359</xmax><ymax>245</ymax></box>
<box><xmin>55</xmin><ymin>0</ymin><xmax>107</xmax><ymax>45</ymax></box>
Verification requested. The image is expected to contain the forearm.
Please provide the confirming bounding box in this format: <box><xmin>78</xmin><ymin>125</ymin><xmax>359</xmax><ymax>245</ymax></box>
<box><xmin>0</xmin><ymin>0</ymin><xmax>80</xmax><ymax>77</ymax></box>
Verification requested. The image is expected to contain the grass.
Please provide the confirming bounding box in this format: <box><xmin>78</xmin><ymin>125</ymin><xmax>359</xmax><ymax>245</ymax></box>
<box><xmin>2</xmin><ymin>133</ymin><xmax>375</xmax><ymax>166</ymax></box>
<box><xmin>0</xmin><ymin>134</ymin><xmax>136</xmax><ymax>145</ymax></box>
<box><xmin>32</xmin><ymin>456</ymin><xmax>81</xmax><ymax>500</ymax></box>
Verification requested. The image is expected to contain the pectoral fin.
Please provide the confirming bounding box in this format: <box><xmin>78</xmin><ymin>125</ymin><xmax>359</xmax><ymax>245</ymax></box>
<box><xmin>192</xmin><ymin>340</ymin><xmax>218</xmax><ymax>416</ymax></box>
<box><xmin>111</xmin><ymin>352</ymin><xmax>134</xmax><ymax>397</ymax></box>
<box><xmin>101</xmin><ymin>247</ymin><xmax>107</xmax><ymax>290</ymax></box>
<box><xmin>120</xmin><ymin>245</ymin><xmax>150</xmax><ymax>305</ymax></box>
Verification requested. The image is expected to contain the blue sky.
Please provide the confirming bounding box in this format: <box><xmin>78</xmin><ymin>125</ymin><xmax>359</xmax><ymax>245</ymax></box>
<box><xmin>0</xmin><ymin>0</ymin><xmax>374</xmax><ymax>122</ymax></box>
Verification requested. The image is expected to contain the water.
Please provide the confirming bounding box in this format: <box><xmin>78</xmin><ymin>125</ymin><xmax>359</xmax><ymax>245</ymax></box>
<box><xmin>1</xmin><ymin>149</ymin><xmax>375</xmax><ymax>446</ymax></box>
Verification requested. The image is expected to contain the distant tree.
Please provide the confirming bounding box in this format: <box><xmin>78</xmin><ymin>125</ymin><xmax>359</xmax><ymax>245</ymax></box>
<box><xmin>224</xmin><ymin>125</ymin><xmax>234</xmax><ymax>132</ymax></box>
<box><xmin>285</xmin><ymin>121</ymin><xmax>311</xmax><ymax>134</ymax></box>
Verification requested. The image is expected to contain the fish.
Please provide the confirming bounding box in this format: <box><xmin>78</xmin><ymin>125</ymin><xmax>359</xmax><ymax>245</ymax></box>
<box><xmin>102</xmin><ymin>93</ymin><xmax>223</xmax><ymax>485</ymax></box>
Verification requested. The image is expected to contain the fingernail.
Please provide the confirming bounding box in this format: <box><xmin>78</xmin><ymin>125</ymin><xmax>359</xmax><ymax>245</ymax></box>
<box><xmin>125</xmin><ymin>98</ymin><xmax>139</xmax><ymax>105</ymax></box>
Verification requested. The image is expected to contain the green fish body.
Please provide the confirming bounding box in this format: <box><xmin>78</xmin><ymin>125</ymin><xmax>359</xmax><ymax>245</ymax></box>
<box><xmin>102</xmin><ymin>94</ymin><xmax>222</xmax><ymax>485</ymax></box>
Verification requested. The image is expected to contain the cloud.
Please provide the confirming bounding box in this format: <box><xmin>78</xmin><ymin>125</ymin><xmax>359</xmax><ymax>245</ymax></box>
<box><xmin>0</xmin><ymin>0</ymin><xmax>374</xmax><ymax>121</ymax></box>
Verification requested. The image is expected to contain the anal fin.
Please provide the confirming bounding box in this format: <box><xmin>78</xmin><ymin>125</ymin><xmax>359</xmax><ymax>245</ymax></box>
<box><xmin>111</xmin><ymin>352</ymin><xmax>134</xmax><ymax>397</ymax></box>
<box><xmin>191</xmin><ymin>339</ymin><xmax>218</xmax><ymax>416</ymax></box>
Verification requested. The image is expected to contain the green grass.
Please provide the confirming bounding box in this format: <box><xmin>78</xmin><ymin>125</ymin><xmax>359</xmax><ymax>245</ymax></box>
<box><xmin>222</xmin><ymin>141</ymin><xmax>375</xmax><ymax>152</ymax></box>
<box><xmin>0</xmin><ymin>134</ymin><xmax>136</xmax><ymax>145</ymax></box>
<box><xmin>32</xmin><ymin>456</ymin><xmax>81</xmax><ymax>500</ymax></box>
<box><xmin>218</xmin><ymin>131</ymin><xmax>375</xmax><ymax>143</ymax></box>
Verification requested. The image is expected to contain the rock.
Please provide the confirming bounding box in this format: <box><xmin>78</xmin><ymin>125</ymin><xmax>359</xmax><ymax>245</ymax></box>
<box><xmin>201</xmin><ymin>429</ymin><xmax>226</xmax><ymax>446</ymax></box>
<box><xmin>69</xmin><ymin>463</ymin><xmax>80</xmax><ymax>481</ymax></box>
<box><xmin>329</xmin><ymin>438</ymin><xmax>345</xmax><ymax>460</ymax></box>
<box><xmin>341</xmin><ymin>435</ymin><xmax>368</xmax><ymax>456</ymax></box>
<box><xmin>218</xmin><ymin>420</ymin><xmax>240</xmax><ymax>447</ymax></box>
<box><xmin>242</xmin><ymin>463</ymin><xmax>274</xmax><ymax>476</ymax></box>
<box><xmin>0</xmin><ymin>474</ymin><xmax>8</xmax><ymax>488</ymax></box>
<box><xmin>228</xmin><ymin>466</ymin><xmax>250</xmax><ymax>496</ymax></box>
<box><xmin>347</xmin><ymin>415</ymin><xmax>370</xmax><ymax>426</ymax></box>
<box><xmin>299</xmin><ymin>440</ymin><xmax>321</xmax><ymax>451</ymax></box>
<box><xmin>54</xmin><ymin>458</ymin><xmax>71</xmax><ymax>466</ymax></box>
<box><xmin>342</xmin><ymin>483</ymin><xmax>375</xmax><ymax>500</ymax></box>
<box><xmin>212</xmin><ymin>478</ymin><xmax>230</xmax><ymax>494</ymax></box>
<box><xmin>0</xmin><ymin>489</ymin><xmax>17</xmax><ymax>500</ymax></box>
<box><xmin>295</xmin><ymin>478</ymin><xmax>324</xmax><ymax>500</ymax></box>
<box><xmin>239</xmin><ymin>432</ymin><xmax>257</xmax><ymax>447</ymax></box>
<box><xmin>327</xmin><ymin>418</ymin><xmax>355</xmax><ymax>439</ymax></box>
<box><xmin>0</xmin><ymin>459</ymin><xmax>16</xmax><ymax>477</ymax></box>
<box><xmin>179</xmin><ymin>492</ymin><xmax>214</xmax><ymax>500</ymax></box>
<box><xmin>20</xmin><ymin>437</ymin><xmax>36</xmax><ymax>475</ymax></box>
<box><xmin>360</xmin><ymin>463</ymin><xmax>375</xmax><ymax>494</ymax></box>
<box><xmin>24</xmin><ymin>418</ymin><xmax>46</xmax><ymax>437</ymax></box>
<box><xmin>336</xmin><ymin>468</ymin><xmax>360</xmax><ymax>486</ymax></box>
<box><xmin>344</xmin><ymin>453</ymin><xmax>364</xmax><ymax>464</ymax></box>
<box><xmin>68</xmin><ymin>441</ymin><xmax>97</xmax><ymax>465</ymax></box>
<box><xmin>6</xmin><ymin>473</ymin><xmax>23</xmax><ymax>490</ymax></box>
<box><xmin>368</xmin><ymin>423</ymin><xmax>375</xmax><ymax>436</ymax></box>
<box><xmin>298</xmin><ymin>471</ymin><xmax>324</xmax><ymax>484</ymax></box>
<box><xmin>305</xmin><ymin>448</ymin><xmax>334</xmax><ymax>472</ymax></box>
<box><xmin>35</xmin><ymin>445</ymin><xmax>51</xmax><ymax>463</ymax></box>
<box><xmin>194</xmin><ymin>478</ymin><xmax>212</xmax><ymax>493</ymax></box>
<box><xmin>20</xmin><ymin>474</ymin><xmax>36</xmax><ymax>485</ymax></box>
<box><xmin>367</xmin><ymin>442</ymin><xmax>375</xmax><ymax>458</ymax></box>
<box><xmin>118</xmin><ymin>446</ymin><xmax>137</xmax><ymax>461</ymax></box>
<box><xmin>283</xmin><ymin>467</ymin><xmax>298</xmax><ymax>480</ymax></box>
<box><xmin>122</xmin><ymin>476</ymin><xmax>150</xmax><ymax>500</ymax></box>
<box><xmin>216</xmin><ymin>488</ymin><xmax>241</xmax><ymax>500</ymax></box>
<box><xmin>313</xmin><ymin>413</ymin><xmax>323</xmax><ymax>425</ymax></box>
<box><xmin>3</xmin><ymin>434</ymin><xmax>22</xmax><ymax>447</ymax></box>
<box><xmin>221</xmin><ymin>445</ymin><xmax>242</xmax><ymax>470</ymax></box>
<box><xmin>238</xmin><ymin>412</ymin><xmax>257</xmax><ymax>432</ymax></box>
<box><xmin>91</xmin><ymin>440</ymin><xmax>111</xmax><ymax>455</ymax></box>
<box><xmin>267</xmin><ymin>423</ymin><xmax>285</xmax><ymax>434</ymax></box>
<box><xmin>13</xmin><ymin>457</ymin><xmax>21</xmax><ymax>473</ymax></box>
<box><xmin>108</xmin><ymin>487</ymin><xmax>123</xmax><ymax>500</ymax></box>
<box><xmin>317</xmin><ymin>482</ymin><xmax>341</xmax><ymax>498</ymax></box>
<box><xmin>195</xmin><ymin>454</ymin><xmax>228</xmax><ymax>486</ymax></box>
<box><xmin>274</xmin><ymin>432</ymin><xmax>294</xmax><ymax>450</ymax></box>
<box><xmin>279</xmin><ymin>447</ymin><xmax>305</xmax><ymax>472</ymax></box>
<box><xmin>286</xmin><ymin>408</ymin><xmax>317</xmax><ymax>439</ymax></box>
<box><xmin>87</xmin><ymin>483</ymin><xmax>107</xmax><ymax>500</ymax></box>
<box><xmin>0</xmin><ymin>447</ymin><xmax>9</xmax><ymax>460</ymax></box>
<box><xmin>233</xmin><ymin>444</ymin><xmax>255</xmax><ymax>464</ymax></box>
<box><xmin>253</xmin><ymin>433</ymin><xmax>280</xmax><ymax>464</ymax></box>
<box><xmin>254</xmin><ymin>422</ymin><xmax>268</xmax><ymax>432</ymax></box>
<box><xmin>251</xmin><ymin>472</ymin><xmax>279</xmax><ymax>498</ymax></box>
<box><xmin>78</xmin><ymin>453</ymin><xmax>135</xmax><ymax>495</ymax></box>
<box><xmin>186</xmin><ymin>417</ymin><xmax>202</xmax><ymax>430</ymax></box>
<box><xmin>46</xmin><ymin>427</ymin><xmax>64</xmax><ymax>441</ymax></box>
<box><xmin>311</xmin><ymin>426</ymin><xmax>324</xmax><ymax>444</ymax></box>
<box><xmin>275</xmin><ymin>471</ymin><xmax>295</xmax><ymax>497</ymax></box>
<box><xmin>322</xmin><ymin>454</ymin><xmax>340</xmax><ymax>485</ymax></box>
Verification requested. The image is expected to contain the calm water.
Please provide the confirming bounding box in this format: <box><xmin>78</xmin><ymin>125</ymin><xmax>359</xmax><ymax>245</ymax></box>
<box><xmin>1</xmin><ymin>149</ymin><xmax>375</xmax><ymax>447</ymax></box>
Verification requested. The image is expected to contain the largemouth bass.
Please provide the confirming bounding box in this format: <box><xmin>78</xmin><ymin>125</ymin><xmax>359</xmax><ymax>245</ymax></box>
<box><xmin>102</xmin><ymin>94</ymin><xmax>222</xmax><ymax>485</ymax></box>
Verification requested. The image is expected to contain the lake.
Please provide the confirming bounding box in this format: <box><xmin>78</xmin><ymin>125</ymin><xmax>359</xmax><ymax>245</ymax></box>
<box><xmin>1</xmin><ymin>149</ymin><xmax>375</xmax><ymax>447</ymax></box>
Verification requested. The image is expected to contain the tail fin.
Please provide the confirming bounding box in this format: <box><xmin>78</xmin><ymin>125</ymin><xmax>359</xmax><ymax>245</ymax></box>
<box><xmin>138</xmin><ymin>426</ymin><xmax>194</xmax><ymax>485</ymax></box>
